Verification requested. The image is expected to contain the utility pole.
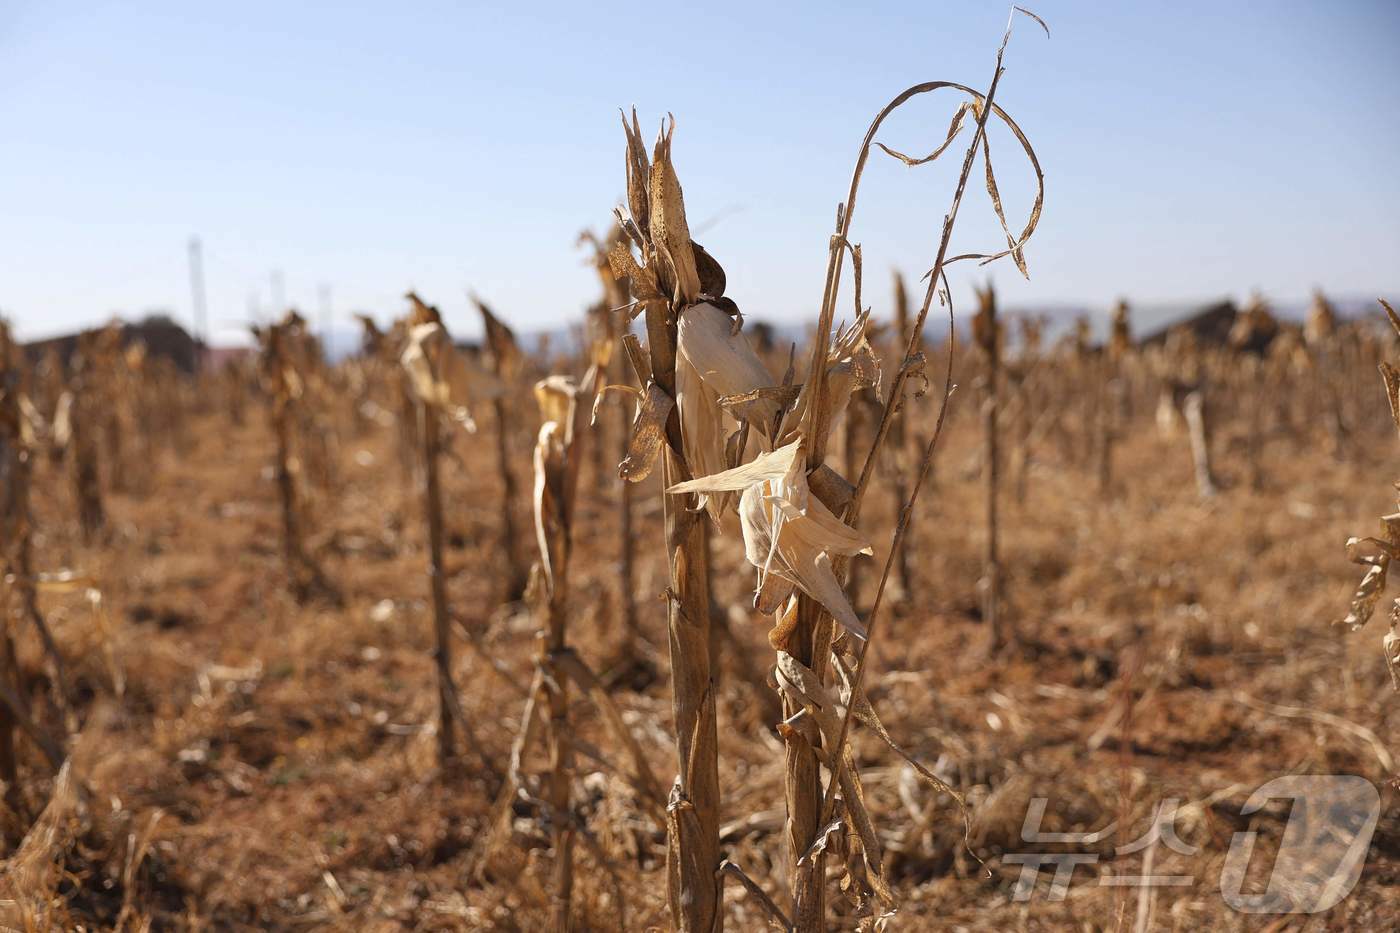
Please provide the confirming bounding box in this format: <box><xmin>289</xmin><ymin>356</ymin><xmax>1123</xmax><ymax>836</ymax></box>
<box><xmin>317</xmin><ymin>283</ymin><xmax>333</xmax><ymax>360</ymax></box>
<box><xmin>188</xmin><ymin>236</ymin><xmax>208</xmax><ymax>370</ymax></box>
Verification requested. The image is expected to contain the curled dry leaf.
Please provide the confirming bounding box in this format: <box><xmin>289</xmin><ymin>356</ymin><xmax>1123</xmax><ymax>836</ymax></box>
<box><xmin>474</xmin><ymin>297</ymin><xmax>524</xmax><ymax>380</ymax></box>
<box><xmin>676</xmin><ymin>301</ymin><xmax>779</xmax><ymax>520</ymax></box>
<box><xmin>775</xmin><ymin>651</ymin><xmax>895</xmax><ymax>908</ymax></box>
<box><xmin>875</xmin><ymin>100</ymin><xmax>973</xmax><ymax>167</ymax></box>
<box><xmin>668</xmin><ymin>440</ymin><xmax>871</xmax><ymax>640</ymax></box>
<box><xmin>692</xmin><ymin>240</ymin><xmax>726</xmax><ymax>298</ymax></box>
<box><xmin>533</xmin><ymin>376</ymin><xmax>579</xmax><ymax>592</ymax></box>
<box><xmin>1337</xmin><ymin>299</ymin><xmax>1400</xmax><ymax>691</ymax></box>
<box><xmin>590</xmin><ymin>383</ymin><xmax>641</xmax><ymax>427</ymax></box>
<box><xmin>17</xmin><ymin>393</ymin><xmax>43</xmax><ymax>448</ymax></box>
<box><xmin>781</xmin><ymin>308</ymin><xmax>883</xmax><ymax>447</ymax></box>
<box><xmin>719</xmin><ymin>384</ymin><xmax>802</xmax><ymax>431</ymax></box>
<box><xmin>619</xmin><ymin>382</ymin><xmax>673</xmax><ymax>483</ymax></box>
<box><xmin>608</xmin><ymin>240</ymin><xmax>661</xmax><ymax>307</ymax></box>
<box><xmin>648</xmin><ymin>119</ymin><xmax>701</xmax><ymax>306</ymax></box>
<box><xmin>51</xmin><ymin>391</ymin><xmax>73</xmax><ymax>451</ymax></box>
<box><xmin>399</xmin><ymin>322</ymin><xmax>501</xmax><ymax>431</ymax></box>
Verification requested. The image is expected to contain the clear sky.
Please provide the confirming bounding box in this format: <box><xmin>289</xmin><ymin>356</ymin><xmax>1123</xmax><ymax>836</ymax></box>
<box><xmin>3</xmin><ymin>0</ymin><xmax>1398</xmax><ymax>345</ymax></box>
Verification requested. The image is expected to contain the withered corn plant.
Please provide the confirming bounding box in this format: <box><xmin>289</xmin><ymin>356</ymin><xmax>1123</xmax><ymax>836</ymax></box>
<box><xmin>478</xmin><ymin>343</ymin><xmax>666</xmax><ymax>930</ymax></box>
<box><xmin>86</xmin><ymin>324</ymin><xmax>130</xmax><ymax>496</ymax></box>
<box><xmin>531</xmin><ymin>373</ymin><xmax>592</xmax><ymax>930</ymax></box>
<box><xmin>661</xmin><ymin>9</ymin><xmax>1048</xmax><ymax>927</ymax></box>
<box><xmin>883</xmin><ymin>271</ymin><xmax>915</xmax><ymax>600</ymax></box>
<box><xmin>0</xmin><ymin>321</ymin><xmax>67</xmax><ymax>794</ymax></box>
<box><xmin>605</xmin><ymin>113</ymin><xmax>726</xmax><ymax>932</ymax></box>
<box><xmin>398</xmin><ymin>294</ymin><xmax>489</xmax><ymax>765</ymax></box>
<box><xmin>472</xmin><ymin>297</ymin><xmax>531</xmax><ymax>602</ymax></box>
<box><xmin>972</xmin><ymin>283</ymin><xmax>1006</xmax><ymax>652</ymax></box>
<box><xmin>121</xmin><ymin>342</ymin><xmax>157</xmax><ymax>496</ymax></box>
<box><xmin>1008</xmin><ymin>314</ymin><xmax>1043</xmax><ymax>505</ymax></box>
<box><xmin>1099</xmin><ymin>299</ymin><xmax>1132</xmax><ymax>495</ymax></box>
<box><xmin>254</xmin><ymin>312</ymin><xmax>337</xmax><ymax>603</ymax></box>
<box><xmin>67</xmin><ymin>335</ymin><xmax>105</xmax><ymax>543</ymax></box>
<box><xmin>582</xmin><ymin>227</ymin><xmax>645</xmax><ymax>666</ymax></box>
<box><xmin>1337</xmin><ymin>298</ymin><xmax>1400</xmax><ymax>691</ymax></box>
<box><xmin>1153</xmin><ymin>330</ymin><xmax>1219</xmax><ymax>499</ymax></box>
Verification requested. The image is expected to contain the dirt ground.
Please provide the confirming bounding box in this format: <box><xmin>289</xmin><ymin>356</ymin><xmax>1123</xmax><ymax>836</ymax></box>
<box><xmin>4</xmin><ymin>365</ymin><xmax>1398</xmax><ymax>931</ymax></box>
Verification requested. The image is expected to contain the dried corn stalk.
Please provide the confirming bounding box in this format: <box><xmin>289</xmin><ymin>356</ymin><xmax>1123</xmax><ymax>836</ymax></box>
<box><xmin>663</xmin><ymin>10</ymin><xmax>1048</xmax><ymax>926</ymax></box>
<box><xmin>1337</xmin><ymin>298</ymin><xmax>1400</xmax><ymax>690</ymax></box>
<box><xmin>609</xmin><ymin>112</ymin><xmax>724</xmax><ymax>933</ymax></box>
<box><xmin>254</xmin><ymin>312</ymin><xmax>337</xmax><ymax>602</ymax></box>
<box><xmin>486</xmin><ymin>359</ymin><xmax>666</xmax><ymax>930</ymax></box>
<box><xmin>398</xmin><ymin>295</ymin><xmax>483</xmax><ymax>764</ymax></box>
<box><xmin>68</xmin><ymin>334</ymin><xmax>105</xmax><ymax>542</ymax></box>
<box><xmin>472</xmin><ymin>297</ymin><xmax>529</xmax><ymax>601</ymax></box>
<box><xmin>582</xmin><ymin>225</ymin><xmax>644</xmax><ymax>663</ymax></box>
<box><xmin>0</xmin><ymin>321</ymin><xmax>68</xmax><ymax>790</ymax></box>
<box><xmin>973</xmin><ymin>283</ymin><xmax>1006</xmax><ymax>652</ymax></box>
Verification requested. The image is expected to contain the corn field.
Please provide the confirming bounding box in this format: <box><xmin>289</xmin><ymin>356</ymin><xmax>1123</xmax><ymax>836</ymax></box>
<box><xmin>1</xmin><ymin>14</ymin><xmax>1398</xmax><ymax>933</ymax></box>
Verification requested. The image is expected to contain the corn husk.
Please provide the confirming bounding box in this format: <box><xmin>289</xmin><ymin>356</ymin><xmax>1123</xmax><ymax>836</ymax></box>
<box><xmin>675</xmin><ymin>301</ymin><xmax>777</xmax><ymax>520</ymax></box>
<box><xmin>669</xmin><ymin>440</ymin><xmax>872</xmax><ymax>640</ymax></box>
<box><xmin>648</xmin><ymin>121</ymin><xmax>700</xmax><ymax>306</ymax></box>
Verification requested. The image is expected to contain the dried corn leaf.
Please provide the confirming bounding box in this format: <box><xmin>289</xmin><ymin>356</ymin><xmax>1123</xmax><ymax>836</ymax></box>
<box><xmin>875</xmin><ymin>101</ymin><xmax>973</xmax><ymax>167</ymax></box>
<box><xmin>648</xmin><ymin>119</ymin><xmax>700</xmax><ymax>305</ymax></box>
<box><xmin>981</xmin><ymin>130</ymin><xmax>1028</xmax><ymax>278</ymax></box>
<box><xmin>1340</xmin><ymin>562</ymin><xmax>1388</xmax><ymax>632</ymax></box>
<box><xmin>620</xmin><ymin>108</ymin><xmax>650</xmax><ymax>241</ymax></box>
<box><xmin>17</xmin><ymin>393</ymin><xmax>42</xmax><ymax>448</ymax></box>
<box><xmin>534</xmin><ymin>376</ymin><xmax>578</xmax><ymax>433</ymax></box>
<box><xmin>400</xmin><ymin>321</ymin><xmax>498</xmax><ymax>429</ymax></box>
<box><xmin>590</xmin><ymin>383</ymin><xmax>641</xmax><ymax>426</ymax></box>
<box><xmin>692</xmin><ymin>240</ymin><xmax>726</xmax><ymax>297</ymax></box>
<box><xmin>719</xmin><ymin>385</ymin><xmax>800</xmax><ymax>432</ymax></box>
<box><xmin>798</xmin><ymin>814</ymin><xmax>847</xmax><ymax>868</ymax></box>
<box><xmin>672</xmin><ymin>442</ymin><xmax>871</xmax><ymax>640</ymax></box>
<box><xmin>51</xmin><ymin>391</ymin><xmax>73</xmax><ymax>451</ymax></box>
<box><xmin>534</xmin><ymin>420</ymin><xmax>566</xmax><ymax>593</ymax></box>
<box><xmin>1381</xmin><ymin>361</ymin><xmax>1400</xmax><ymax>437</ymax></box>
<box><xmin>675</xmin><ymin>301</ymin><xmax>778</xmax><ymax>519</ymax></box>
<box><xmin>1384</xmin><ymin>628</ymin><xmax>1400</xmax><ymax>691</ymax></box>
<box><xmin>783</xmin><ymin>308</ymin><xmax>883</xmax><ymax>446</ymax></box>
<box><xmin>619</xmin><ymin>382</ymin><xmax>672</xmax><ymax>483</ymax></box>
<box><xmin>679</xmin><ymin>303</ymin><xmax>777</xmax><ymax>419</ymax></box>
<box><xmin>775</xmin><ymin>651</ymin><xmax>896</xmax><ymax>908</ymax></box>
<box><xmin>608</xmin><ymin>240</ymin><xmax>661</xmax><ymax>304</ymax></box>
<box><xmin>474</xmin><ymin>298</ymin><xmax>523</xmax><ymax>379</ymax></box>
<box><xmin>832</xmin><ymin>655</ymin><xmax>963</xmax><ymax>803</ymax></box>
<box><xmin>668</xmin><ymin>441</ymin><xmax>802</xmax><ymax>496</ymax></box>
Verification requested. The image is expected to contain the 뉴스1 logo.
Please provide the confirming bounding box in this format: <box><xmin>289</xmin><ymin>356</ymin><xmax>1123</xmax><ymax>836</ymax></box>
<box><xmin>1004</xmin><ymin>774</ymin><xmax>1381</xmax><ymax>914</ymax></box>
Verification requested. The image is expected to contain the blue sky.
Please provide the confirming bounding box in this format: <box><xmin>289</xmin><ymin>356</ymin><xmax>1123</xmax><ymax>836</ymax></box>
<box><xmin>2</xmin><ymin>0</ymin><xmax>1398</xmax><ymax>344</ymax></box>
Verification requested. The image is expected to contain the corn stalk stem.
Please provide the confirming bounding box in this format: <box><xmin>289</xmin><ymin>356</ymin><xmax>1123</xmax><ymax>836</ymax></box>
<box><xmin>645</xmin><ymin>299</ymin><xmax>722</xmax><ymax>933</ymax></box>
<box><xmin>70</xmin><ymin>373</ymin><xmax>105</xmax><ymax>542</ymax></box>
<box><xmin>616</xmin><ymin>363</ymin><xmax>638</xmax><ymax>655</ymax></box>
<box><xmin>793</xmin><ymin>20</ymin><xmax>1028</xmax><ymax>921</ymax></box>
<box><xmin>419</xmin><ymin>404</ymin><xmax>457</xmax><ymax>763</ymax></box>
<box><xmin>493</xmin><ymin>396</ymin><xmax>529</xmax><ymax>600</ymax></box>
<box><xmin>782</xmin><ymin>77</ymin><xmax>989</xmax><ymax>931</ymax></box>
<box><xmin>982</xmin><ymin>305</ymin><xmax>1004</xmax><ymax>650</ymax></box>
